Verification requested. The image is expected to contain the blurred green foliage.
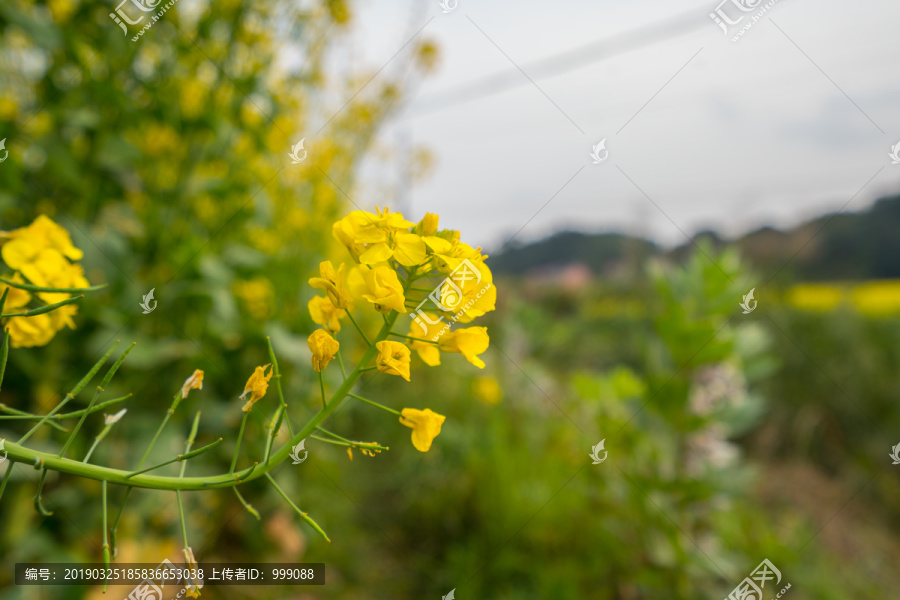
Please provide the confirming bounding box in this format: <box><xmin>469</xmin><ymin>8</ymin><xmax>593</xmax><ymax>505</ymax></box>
<box><xmin>1</xmin><ymin>0</ymin><xmax>899</xmax><ymax>598</ymax></box>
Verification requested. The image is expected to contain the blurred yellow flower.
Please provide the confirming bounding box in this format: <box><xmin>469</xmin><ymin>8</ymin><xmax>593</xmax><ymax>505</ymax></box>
<box><xmin>851</xmin><ymin>281</ymin><xmax>900</xmax><ymax>316</ymax></box>
<box><xmin>360</xmin><ymin>265</ymin><xmax>406</xmax><ymax>314</ymax></box>
<box><xmin>785</xmin><ymin>283</ymin><xmax>844</xmax><ymax>312</ymax></box>
<box><xmin>5</xmin><ymin>312</ymin><xmax>56</xmax><ymax>348</ymax></box>
<box><xmin>179</xmin><ymin>79</ymin><xmax>207</xmax><ymax>119</ymax></box>
<box><xmin>241</xmin><ymin>364</ymin><xmax>273</xmax><ymax>412</ymax></box>
<box><xmin>2</xmin><ymin>214</ymin><xmax>84</xmax><ymax>264</ymax></box>
<box><xmin>308</xmin><ymin>329</ymin><xmax>340</xmax><ymax>373</ymax></box>
<box><xmin>473</xmin><ymin>376</ymin><xmax>503</xmax><ymax>405</ymax></box>
<box><xmin>438</xmin><ymin>327</ymin><xmax>489</xmax><ymax>369</ymax></box>
<box><xmin>0</xmin><ymin>216</ymin><xmax>89</xmax><ymax>347</ymax></box>
<box><xmin>308</xmin><ymin>295</ymin><xmax>345</xmax><ymax>334</ymax></box>
<box><xmin>233</xmin><ymin>276</ymin><xmax>275</xmax><ymax>320</ymax></box>
<box><xmin>309</xmin><ymin>260</ymin><xmax>353</xmax><ymax>309</ymax></box>
<box><xmin>375</xmin><ymin>340</ymin><xmax>411</xmax><ymax>381</ymax></box>
<box><xmin>399</xmin><ymin>408</ymin><xmax>446</xmax><ymax>452</ymax></box>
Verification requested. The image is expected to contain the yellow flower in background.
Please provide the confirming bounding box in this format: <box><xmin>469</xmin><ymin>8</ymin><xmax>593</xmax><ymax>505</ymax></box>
<box><xmin>438</xmin><ymin>327</ymin><xmax>490</xmax><ymax>369</ymax></box>
<box><xmin>0</xmin><ymin>274</ymin><xmax>31</xmax><ymax>308</ymax></box>
<box><xmin>233</xmin><ymin>276</ymin><xmax>275</xmax><ymax>321</ymax></box>
<box><xmin>308</xmin><ymin>295</ymin><xmax>345</xmax><ymax>334</ymax></box>
<box><xmin>786</xmin><ymin>283</ymin><xmax>844</xmax><ymax>312</ymax></box>
<box><xmin>399</xmin><ymin>408</ymin><xmax>446</xmax><ymax>452</ymax></box>
<box><xmin>473</xmin><ymin>376</ymin><xmax>503</xmax><ymax>405</ymax></box>
<box><xmin>408</xmin><ymin>313</ymin><xmax>444</xmax><ymax>366</ymax></box>
<box><xmin>375</xmin><ymin>340</ymin><xmax>411</xmax><ymax>381</ymax></box>
<box><xmin>0</xmin><ymin>216</ymin><xmax>89</xmax><ymax>347</ymax></box>
<box><xmin>181</xmin><ymin>369</ymin><xmax>205</xmax><ymax>399</ymax></box>
<box><xmin>2</xmin><ymin>214</ymin><xmax>83</xmax><ymax>266</ymax></box>
<box><xmin>309</xmin><ymin>260</ymin><xmax>353</xmax><ymax>309</ymax></box>
<box><xmin>241</xmin><ymin>364</ymin><xmax>273</xmax><ymax>412</ymax></box>
<box><xmin>851</xmin><ymin>281</ymin><xmax>900</xmax><ymax>316</ymax></box>
<box><xmin>360</xmin><ymin>266</ymin><xmax>406</xmax><ymax>314</ymax></box>
<box><xmin>308</xmin><ymin>329</ymin><xmax>340</xmax><ymax>372</ymax></box>
<box><xmin>5</xmin><ymin>312</ymin><xmax>55</xmax><ymax>348</ymax></box>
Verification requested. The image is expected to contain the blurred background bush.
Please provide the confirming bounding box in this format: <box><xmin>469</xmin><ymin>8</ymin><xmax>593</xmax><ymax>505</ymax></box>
<box><xmin>2</xmin><ymin>0</ymin><xmax>899</xmax><ymax>598</ymax></box>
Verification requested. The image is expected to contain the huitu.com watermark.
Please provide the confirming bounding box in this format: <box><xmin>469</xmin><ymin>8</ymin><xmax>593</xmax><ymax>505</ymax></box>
<box><xmin>110</xmin><ymin>0</ymin><xmax>182</xmax><ymax>42</ymax></box>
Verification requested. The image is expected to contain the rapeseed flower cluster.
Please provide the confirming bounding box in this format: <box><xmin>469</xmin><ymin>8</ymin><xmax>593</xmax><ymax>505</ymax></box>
<box><xmin>305</xmin><ymin>208</ymin><xmax>497</xmax><ymax>452</ymax></box>
<box><xmin>0</xmin><ymin>216</ymin><xmax>90</xmax><ymax>347</ymax></box>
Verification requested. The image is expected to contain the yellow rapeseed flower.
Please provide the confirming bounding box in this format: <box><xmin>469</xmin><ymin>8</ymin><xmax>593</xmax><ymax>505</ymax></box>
<box><xmin>308</xmin><ymin>295</ymin><xmax>346</xmax><ymax>334</ymax></box>
<box><xmin>438</xmin><ymin>327</ymin><xmax>490</xmax><ymax>369</ymax></box>
<box><xmin>399</xmin><ymin>408</ymin><xmax>446</xmax><ymax>452</ymax></box>
<box><xmin>408</xmin><ymin>312</ymin><xmax>444</xmax><ymax>366</ymax></box>
<box><xmin>333</xmin><ymin>207</ymin><xmax>427</xmax><ymax>267</ymax></box>
<box><xmin>308</xmin><ymin>329</ymin><xmax>340</xmax><ymax>372</ymax></box>
<box><xmin>309</xmin><ymin>260</ymin><xmax>353</xmax><ymax>309</ymax></box>
<box><xmin>240</xmin><ymin>364</ymin><xmax>273</xmax><ymax>412</ymax></box>
<box><xmin>360</xmin><ymin>265</ymin><xmax>407</xmax><ymax>314</ymax></box>
<box><xmin>375</xmin><ymin>340</ymin><xmax>411</xmax><ymax>381</ymax></box>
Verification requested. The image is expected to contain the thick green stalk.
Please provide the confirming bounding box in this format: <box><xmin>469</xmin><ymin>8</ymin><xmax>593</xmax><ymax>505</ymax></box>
<box><xmin>1</xmin><ymin>312</ymin><xmax>400</xmax><ymax>491</ymax></box>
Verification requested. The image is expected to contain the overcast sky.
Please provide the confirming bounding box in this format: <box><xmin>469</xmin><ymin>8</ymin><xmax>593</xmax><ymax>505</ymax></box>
<box><xmin>336</xmin><ymin>0</ymin><xmax>900</xmax><ymax>250</ymax></box>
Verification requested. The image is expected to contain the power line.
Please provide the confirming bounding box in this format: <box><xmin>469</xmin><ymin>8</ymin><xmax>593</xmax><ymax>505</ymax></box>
<box><xmin>407</xmin><ymin>8</ymin><xmax>709</xmax><ymax>117</ymax></box>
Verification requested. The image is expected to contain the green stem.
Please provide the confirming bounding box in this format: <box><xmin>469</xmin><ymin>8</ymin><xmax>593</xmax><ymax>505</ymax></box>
<box><xmin>102</xmin><ymin>480</ymin><xmax>110</xmax><ymax>592</ymax></box>
<box><xmin>18</xmin><ymin>342</ymin><xmax>121</xmax><ymax>445</ymax></box>
<box><xmin>349</xmin><ymin>393</ymin><xmax>401</xmax><ymax>416</ymax></box>
<box><xmin>0</xmin><ymin>463</ymin><xmax>12</xmax><ymax>503</ymax></box>
<box><xmin>266</xmin><ymin>337</ymin><xmax>294</xmax><ymax>438</ymax></box>
<box><xmin>265</xmin><ymin>473</ymin><xmax>330</xmax><ymax>543</ymax></box>
<box><xmin>0</xmin><ymin>277</ymin><xmax>107</xmax><ymax>293</ymax></box>
<box><xmin>82</xmin><ymin>423</ymin><xmax>115</xmax><ymax>464</ymax></box>
<box><xmin>390</xmin><ymin>332</ymin><xmax>439</xmax><ymax>344</ymax></box>
<box><xmin>229</xmin><ymin>411</ymin><xmax>250</xmax><ymax>474</ymax></box>
<box><xmin>264</xmin><ymin>406</ymin><xmax>284</xmax><ymax>466</ymax></box>
<box><xmin>59</xmin><ymin>343</ymin><xmax>135</xmax><ymax>459</ymax></box>
<box><xmin>111</xmin><ymin>383</ymin><xmax>190</xmax><ymax>557</ymax></box>
<box><xmin>0</xmin><ymin>394</ymin><xmax>131</xmax><ymax>426</ymax></box>
<box><xmin>309</xmin><ymin>434</ymin><xmax>388</xmax><ymax>451</ymax></box>
<box><xmin>336</xmin><ymin>350</ymin><xmax>347</xmax><ymax>379</ymax></box>
<box><xmin>33</xmin><ymin>468</ymin><xmax>53</xmax><ymax>516</ymax></box>
<box><xmin>2</xmin><ymin>312</ymin><xmax>401</xmax><ymax>491</ymax></box>
<box><xmin>125</xmin><ymin>438</ymin><xmax>223</xmax><ymax>479</ymax></box>
<box><xmin>0</xmin><ymin>405</ymin><xmax>68</xmax><ymax>432</ymax></box>
<box><xmin>1</xmin><ymin>295</ymin><xmax>84</xmax><ymax>317</ymax></box>
<box><xmin>345</xmin><ymin>311</ymin><xmax>371</xmax><ymax>345</ymax></box>
<box><xmin>232</xmin><ymin>487</ymin><xmax>260</xmax><ymax>520</ymax></box>
<box><xmin>318</xmin><ymin>371</ymin><xmax>326</xmax><ymax>410</ymax></box>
